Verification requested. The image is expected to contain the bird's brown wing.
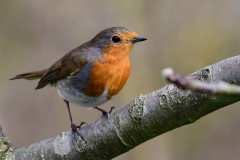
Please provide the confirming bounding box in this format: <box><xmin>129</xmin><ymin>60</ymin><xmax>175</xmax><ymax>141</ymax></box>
<box><xmin>36</xmin><ymin>53</ymin><xmax>89</xmax><ymax>89</ymax></box>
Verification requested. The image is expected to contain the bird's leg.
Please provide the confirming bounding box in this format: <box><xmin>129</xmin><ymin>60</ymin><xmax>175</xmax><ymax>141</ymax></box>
<box><xmin>94</xmin><ymin>106</ymin><xmax>115</xmax><ymax>117</ymax></box>
<box><xmin>64</xmin><ymin>100</ymin><xmax>76</xmax><ymax>130</ymax></box>
<box><xmin>63</xmin><ymin>100</ymin><xmax>87</xmax><ymax>133</ymax></box>
<box><xmin>64</xmin><ymin>100</ymin><xmax>72</xmax><ymax>123</ymax></box>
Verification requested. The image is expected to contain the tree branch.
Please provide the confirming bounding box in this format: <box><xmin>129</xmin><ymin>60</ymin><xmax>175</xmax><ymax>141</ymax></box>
<box><xmin>4</xmin><ymin>55</ymin><xmax>240</xmax><ymax>159</ymax></box>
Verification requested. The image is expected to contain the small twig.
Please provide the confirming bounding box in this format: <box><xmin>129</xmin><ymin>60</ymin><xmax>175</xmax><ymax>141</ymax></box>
<box><xmin>162</xmin><ymin>68</ymin><xmax>240</xmax><ymax>95</ymax></box>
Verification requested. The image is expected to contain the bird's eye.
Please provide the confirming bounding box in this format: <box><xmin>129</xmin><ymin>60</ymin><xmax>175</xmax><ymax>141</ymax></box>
<box><xmin>111</xmin><ymin>35</ymin><xmax>121</xmax><ymax>43</ymax></box>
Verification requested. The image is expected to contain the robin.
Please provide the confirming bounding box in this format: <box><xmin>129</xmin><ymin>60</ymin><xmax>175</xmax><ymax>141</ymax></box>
<box><xmin>10</xmin><ymin>26</ymin><xmax>147</xmax><ymax>131</ymax></box>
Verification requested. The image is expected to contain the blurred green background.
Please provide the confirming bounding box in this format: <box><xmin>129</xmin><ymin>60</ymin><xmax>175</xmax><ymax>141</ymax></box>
<box><xmin>1</xmin><ymin>0</ymin><xmax>240</xmax><ymax>159</ymax></box>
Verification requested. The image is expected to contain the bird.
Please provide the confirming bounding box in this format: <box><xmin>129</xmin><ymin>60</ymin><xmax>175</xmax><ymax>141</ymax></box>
<box><xmin>10</xmin><ymin>26</ymin><xmax>147</xmax><ymax>131</ymax></box>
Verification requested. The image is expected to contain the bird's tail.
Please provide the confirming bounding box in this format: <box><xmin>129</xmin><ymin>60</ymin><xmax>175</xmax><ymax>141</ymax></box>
<box><xmin>10</xmin><ymin>69</ymin><xmax>47</xmax><ymax>80</ymax></box>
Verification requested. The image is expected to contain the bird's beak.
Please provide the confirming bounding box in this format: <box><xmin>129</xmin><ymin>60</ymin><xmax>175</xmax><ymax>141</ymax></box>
<box><xmin>130</xmin><ymin>36</ymin><xmax>147</xmax><ymax>43</ymax></box>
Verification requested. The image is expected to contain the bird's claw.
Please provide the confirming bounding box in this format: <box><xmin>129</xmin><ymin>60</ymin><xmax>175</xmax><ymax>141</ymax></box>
<box><xmin>101</xmin><ymin>106</ymin><xmax>116</xmax><ymax>117</ymax></box>
<box><xmin>71</xmin><ymin>122</ymin><xmax>87</xmax><ymax>143</ymax></box>
<box><xmin>109</xmin><ymin>106</ymin><xmax>115</xmax><ymax>114</ymax></box>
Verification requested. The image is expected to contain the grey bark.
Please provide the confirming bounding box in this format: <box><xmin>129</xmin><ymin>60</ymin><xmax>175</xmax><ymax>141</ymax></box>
<box><xmin>1</xmin><ymin>55</ymin><xmax>240</xmax><ymax>160</ymax></box>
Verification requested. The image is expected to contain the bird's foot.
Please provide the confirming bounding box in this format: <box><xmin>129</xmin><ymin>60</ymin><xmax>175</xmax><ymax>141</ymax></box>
<box><xmin>95</xmin><ymin>106</ymin><xmax>115</xmax><ymax>117</ymax></box>
<box><xmin>71</xmin><ymin>122</ymin><xmax>87</xmax><ymax>142</ymax></box>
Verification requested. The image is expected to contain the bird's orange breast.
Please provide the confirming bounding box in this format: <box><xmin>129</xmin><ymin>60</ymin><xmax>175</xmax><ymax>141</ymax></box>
<box><xmin>82</xmin><ymin>48</ymin><xmax>131</xmax><ymax>98</ymax></box>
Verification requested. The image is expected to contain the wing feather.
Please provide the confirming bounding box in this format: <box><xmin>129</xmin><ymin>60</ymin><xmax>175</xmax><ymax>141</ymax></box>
<box><xmin>35</xmin><ymin>52</ymin><xmax>89</xmax><ymax>89</ymax></box>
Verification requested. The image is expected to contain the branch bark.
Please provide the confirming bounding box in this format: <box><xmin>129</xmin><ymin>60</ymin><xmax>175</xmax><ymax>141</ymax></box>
<box><xmin>0</xmin><ymin>125</ymin><xmax>15</xmax><ymax>159</ymax></box>
<box><xmin>2</xmin><ymin>55</ymin><xmax>240</xmax><ymax>160</ymax></box>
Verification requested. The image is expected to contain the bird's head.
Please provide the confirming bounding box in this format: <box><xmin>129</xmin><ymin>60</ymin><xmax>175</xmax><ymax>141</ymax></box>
<box><xmin>90</xmin><ymin>27</ymin><xmax>147</xmax><ymax>59</ymax></box>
